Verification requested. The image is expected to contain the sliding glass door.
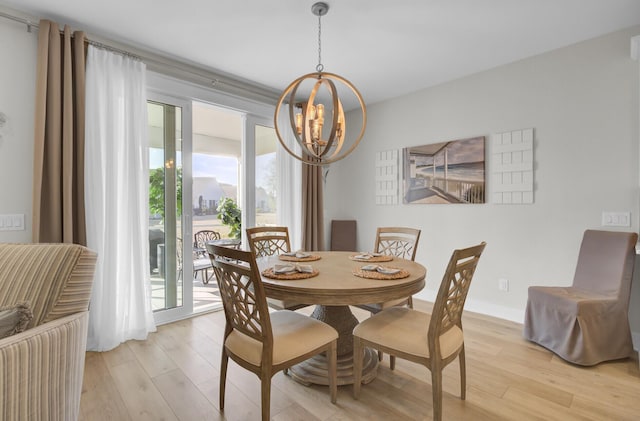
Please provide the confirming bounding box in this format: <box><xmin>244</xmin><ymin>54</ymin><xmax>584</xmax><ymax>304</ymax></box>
<box><xmin>147</xmin><ymin>94</ymin><xmax>193</xmax><ymax>323</ymax></box>
<box><xmin>146</xmin><ymin>71</ymin><xmax>287</xmax><ymax>324</ymax></box>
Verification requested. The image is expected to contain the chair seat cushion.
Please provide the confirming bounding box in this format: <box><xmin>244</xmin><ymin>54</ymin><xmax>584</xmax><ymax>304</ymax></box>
<box><xmin>353</xmin><ymin>307</ymin><xmax>463</xmax><ymax>360</ymax></box>
<box><xmin>527</xmin><ymin>286</ymin><xmax>616</xmax><ymax>315</ymax></box>
<box><xmin>193</xmin><ymin>258</ymin><xmax>212</xmax><ymax>271</ymax></box>
<box><xmin>225</xmin><ymin>310</ymin><xmax>338</xmax><ymax>366</ymax></box>
<box><xmin>524</xmin><ymin>285</ymin><xmax>632</xmax><ymax>365</ymax></box>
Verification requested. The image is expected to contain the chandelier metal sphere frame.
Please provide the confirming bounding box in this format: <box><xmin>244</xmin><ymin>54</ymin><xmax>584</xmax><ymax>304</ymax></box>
<box><xmin>274</xmin><ymin>2</ymin><xmax>367</xmax><ymax>166</ymax></box>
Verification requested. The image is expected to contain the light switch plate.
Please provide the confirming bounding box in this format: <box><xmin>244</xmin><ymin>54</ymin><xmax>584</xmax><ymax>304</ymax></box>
<box><xmin>601</xmin><ymin>211</ymin><xmax>631</xmax><ymax>227</ymax></box>
<box><xmin>0</xmin><ymin>214</ymin><xmax>25</xmax><ymax>231</ymax></box>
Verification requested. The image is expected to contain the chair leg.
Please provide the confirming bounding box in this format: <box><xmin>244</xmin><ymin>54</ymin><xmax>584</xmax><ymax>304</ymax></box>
<box><xmin>260</xmin><ymin>371</ymin><xmax>272</xmax><ymax>421</ymax></box>
<box><xmin>327</xmin><ymin>340</ymin><xmax>338</xmax><ymax>404</ymax></box>
<box><xmin>219</xmin><ymin>348</ymin><xmax>229</xmax><ymax>411</ymax></box>
<box><xmin>431</xmin><ymin>368</ymin><xmax>443</xmax><ymax>421</ymax></box>
<box><xmin>459</xmin><ymin>345</ymin><xmax>466</xmax><ymax>400</ymax></box>
<box><xmin>374</xmin><ymin>311</ymin><xmax>383</xmax><ymax>362</ymax></box>
<box><xmin>353</xmin><ymin>336</ymin><xmax>364</xmax><ymax>399</ymax></box>
<box><xmin>390</xmin><ymin>355</ymin><xmax>396</xmax><ymax>370</ymax></box>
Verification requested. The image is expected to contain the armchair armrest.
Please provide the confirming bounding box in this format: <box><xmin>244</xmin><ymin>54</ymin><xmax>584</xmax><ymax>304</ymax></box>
<box><xmin>0</xmin><ymin>311</ymin><xmax>89</xmax><ymax>420</ymax></box>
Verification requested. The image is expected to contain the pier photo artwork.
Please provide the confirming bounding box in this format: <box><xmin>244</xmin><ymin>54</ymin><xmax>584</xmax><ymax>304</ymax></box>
<box><xmin>403</xmin><ymin>136</ymin><xmax>485</xmax><ymax>204</ymax></box>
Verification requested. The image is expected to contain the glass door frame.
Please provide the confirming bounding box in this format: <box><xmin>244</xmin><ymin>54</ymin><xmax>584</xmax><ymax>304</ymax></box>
<box><xmin>242</xmin><ymin>114</ymin><xmax>277</xmax><ymax>246</ymax></box>
<box><xmin>148</xmin><ymin>90</ymin><xmax>195</xmax><ymax>325</ymax></box>
<box><xmin>147</xmin><ymin>71</ymin><xmax>276</xmax><ymax>325</ymax></box>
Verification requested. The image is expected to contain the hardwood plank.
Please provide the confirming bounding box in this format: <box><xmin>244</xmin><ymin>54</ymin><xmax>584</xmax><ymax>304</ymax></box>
<box><xmin>272</xmin><ymin>401</ymin><xmax>322</xmax><ymax>421</ymax></box>
<box><xmin>80</xmin><ymin>299</ymin><xmax>640</xmax><ymax>420</ymax></box>
<box><xmin>197</xmin><ymin>375</ymin><xmax>262</xmax><ymax>420</ymax></box>
<box><xmin>79</xmin><ymin>352</ymin><xmax>131</xmax><ymax>421</ymax></box>
<box><xmin>101</xmin><ymin>340</ymin><xmax>136</xmax><ymax>368</ymax></box>
<box><xmin>570</xmin><ymin>393</ymin><xmax>640</xmax><ymax>421</ymax></box>
<box><xmin>502</xmin><ymin>387</ymin><xmax>585</xmax><ymax>421</ymax></box>
<box><xmin>152</xmin><ymin>368</ymin><xmax>221</xmax><ymax>420</ymax></box>
<box><xmin>107</xmin><ymin>359</ymin><xmax>178</xmax><ymax>420</ymax></box>
<box><xmin>160</xmin><ymin>339</ymin><xmax>218</xmax><ymax>387</ymax></box>
<box><xmin>127</xmin><ymin>335</ymin><xmax>178</xmax><ymax>378</ymax></box>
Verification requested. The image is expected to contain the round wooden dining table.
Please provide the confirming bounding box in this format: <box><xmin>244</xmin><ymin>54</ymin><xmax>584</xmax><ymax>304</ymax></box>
<box><xmin>257</xmin><ymin>251</ymin><xmax>426</xmax><ymax>386</ymax></box>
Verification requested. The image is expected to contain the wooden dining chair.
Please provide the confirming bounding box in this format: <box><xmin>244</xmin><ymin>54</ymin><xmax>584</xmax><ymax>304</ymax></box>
<box><xmin>353</xmin><ymin>242</ymin><xmax>486</xmax><ymax>421</ymax></box>
<box><xmin>355</xmin><ymin>226</ymin><xmax>421</xmax><ymax>365</ymax></box>
<box><xmin>246</xmin><ymin>226</ymin><xmax>291</xmax><ymax>257</ymax></box>
<box><xmin>206</xmin><ymin>244</ymin><xmax>338</xmax><ymax>421</ymax></box>
<box><xmin>245</xmin><ymin>226</ymin><xmax>308</xmax><ymax>311</ymax></box>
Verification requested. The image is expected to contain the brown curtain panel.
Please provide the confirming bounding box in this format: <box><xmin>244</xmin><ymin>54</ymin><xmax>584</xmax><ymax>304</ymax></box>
<box><xmin>301</xmin><ymin>161</ymin><xmax>324</xmax><ymax>251</ymax></box>
<box><xmin>32</xmin><ymin>20</ymin><xmax>87</xmax><ymax>245</ymax></box>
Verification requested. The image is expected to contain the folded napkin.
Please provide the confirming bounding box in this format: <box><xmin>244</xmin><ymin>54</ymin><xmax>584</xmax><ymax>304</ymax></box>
<box><xmin>281</xmin><ymin>250</ymin><xmax>312</xmax><ymax>258</ymax></box>
<box><xmin>273</xmin><ymin>263</ymin><xmax>314</xmax><ymax>274</ymax></box>
<box><xmin>361</xmin><ymin>265</ymin><xmax>401</xmax><ymax>275</ymax></box>
<box><xmin>354</xmin><ymin>252</ymin><xmax>383</xmax><ymax>260</ymax></box>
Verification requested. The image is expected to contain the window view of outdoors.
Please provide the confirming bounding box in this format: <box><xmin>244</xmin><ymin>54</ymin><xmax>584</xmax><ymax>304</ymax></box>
<box><xmin>148</xmin><ymin>101</ymin><xmax>278</xmax><ymax>316</ymax></box>
<box><xmin>189</xmin><ymin>103</ymin><xmax>242</xmax><ymax>313</ymax></box>
<box><xmin>191</xmin><ymin>103</ymin><xmax>241</xmax><ymax>240</ymax></box>
<box><xmin>192</xmin><ymin>152</ymin><xmax>239</xmax><ymax>238</ymax></box>
<box><xmin>148</xmin><ymin>101</ymin><xmax>183</xmax><ymax>312</ymax></box>
<box><xmin>255</xmin><ymin>124</ymin><xmax>278</xmax><ymax>227</ymax></box>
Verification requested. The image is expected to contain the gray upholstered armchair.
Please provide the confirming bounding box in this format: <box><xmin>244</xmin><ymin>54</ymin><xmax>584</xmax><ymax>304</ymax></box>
<box><xmin>0</xmin><ymin>243</ymin><xmax>97</xmax><ymax>420</ymax></box>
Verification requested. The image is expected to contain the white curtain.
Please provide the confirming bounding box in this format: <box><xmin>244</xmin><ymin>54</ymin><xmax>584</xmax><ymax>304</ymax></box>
<box><xmin>84</xmin><ymin>46</ymin><xmax>156</xmax><ymax>351</ymax></box>
<box><xmin>276</xmin><ymin>105</ymin><xmax>302</xmax><ymax>250</ymax></box>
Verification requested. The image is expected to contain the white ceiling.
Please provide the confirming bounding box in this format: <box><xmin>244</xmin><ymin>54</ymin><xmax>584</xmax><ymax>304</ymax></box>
<box><xmin>2</xmin><ymin>0</ymin><xmax>640</xmax><ymax>108</ymax></box>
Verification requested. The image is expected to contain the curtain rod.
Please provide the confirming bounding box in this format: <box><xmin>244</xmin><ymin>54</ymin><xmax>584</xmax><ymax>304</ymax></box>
<box><xmin>0</xmin><ymin>8</ymin><xmax>280</xmax><ymax>103</ymax></box>
<box><xmin>0</xmin><ymin>9</ymin><xmax>36</xmax><ymax>31</ymax></box>
<box><xmin>0</xmin><ymin>10</ymin><xmax>140</xmax><ymax>60</ymax></box>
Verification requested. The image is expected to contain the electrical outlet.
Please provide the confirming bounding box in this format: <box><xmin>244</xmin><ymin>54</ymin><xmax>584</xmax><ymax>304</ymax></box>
<box><xmin>498</xmin><ymin>278</ymin><xmax>509</xmax><ymax>292</ymax></box>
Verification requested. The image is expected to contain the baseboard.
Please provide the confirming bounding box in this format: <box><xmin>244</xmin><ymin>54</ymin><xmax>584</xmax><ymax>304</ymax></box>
<box><xmin>464</xmin><ymin>297</ymin><xmax>525</xmax><ymax>324</ymax></box>
<box><xmin>415</xmin><ymin>291</ymin><xmax>525</xmax><ymax>324</ymax></box>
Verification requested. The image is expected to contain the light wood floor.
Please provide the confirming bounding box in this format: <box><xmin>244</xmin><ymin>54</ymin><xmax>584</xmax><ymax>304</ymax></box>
<box><xmin>79</xmin><ymin>300</ymin><xmax>640</xmax><ymax>420</ymax></box>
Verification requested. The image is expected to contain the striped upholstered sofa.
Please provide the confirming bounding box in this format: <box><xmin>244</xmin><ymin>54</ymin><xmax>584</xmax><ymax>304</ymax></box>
<box><xmin>0</xmin><ymin>243</ymin><xmax>97</xmax><ymax>420</ymax></box>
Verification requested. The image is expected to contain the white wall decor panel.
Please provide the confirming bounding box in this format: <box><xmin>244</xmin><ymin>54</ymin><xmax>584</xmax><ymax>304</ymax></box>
<box><xmin>491</xmin><ymin>128</ymin><xmax>534</xmax><ymax>204</ymax></box>
<box><xmin>375</xmin><ymin>149</ymin><xmax>399</xmax><ymax>205</ymax></box>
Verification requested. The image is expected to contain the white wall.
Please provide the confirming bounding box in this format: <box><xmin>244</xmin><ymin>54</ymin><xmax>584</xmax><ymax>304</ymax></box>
<box><xmin>0</xmin><ymin>18</ymin><xmax>36</xmax><ymax>243</ymax></box>
<box><xmin>325</xmin><ymin>26</ymin><xmax>640</xmax><ymax>330</ymax></box>
<box><xmin>2</xmin><ymin>15</ymin><xmax>640</xmax><ymax>343</ymax></box>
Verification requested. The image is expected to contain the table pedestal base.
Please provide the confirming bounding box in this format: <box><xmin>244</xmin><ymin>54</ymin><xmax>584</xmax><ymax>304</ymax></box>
<box><xmin>287</xmin><ymin>305</ymin><xmax>378</xmax><ymax>386</ymax></box>
<box><xmin>288</xmin><ymin>347</ymin><xmax>378</xmax><ymax>386</ymax></box>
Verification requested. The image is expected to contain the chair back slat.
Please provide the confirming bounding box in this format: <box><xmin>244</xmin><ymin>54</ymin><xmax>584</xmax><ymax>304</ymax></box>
<box><xmin>207</xmin><ymin>244</ymin><xmax>271</xmax><ymax>344</ymax></box>
<box><xmin>246</xmin><ymin>226</ymin><xmax>291</xmax><ymax>257</ymax></box>
<box><xmin>429</xmin><ymin>242</ymin><xmax>486</xmax><ymax>350</ymax></box>
<box><xmin>375</xmin><ymin>227</ymin><xmax>421</xmax><ymax>261</ymax></box>
<box><xmin>194</xmin><ymin>230</ymin><xmax>221</xmax><ymax>249</ymax></box>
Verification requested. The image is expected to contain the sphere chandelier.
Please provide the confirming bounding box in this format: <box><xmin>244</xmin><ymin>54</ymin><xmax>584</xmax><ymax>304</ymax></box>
<box><xmin>274</xmin><ymin>2</ymin><xmax>367</xmax><ymax>166</ymax></box>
